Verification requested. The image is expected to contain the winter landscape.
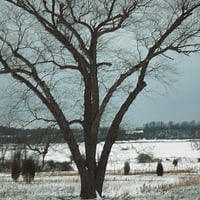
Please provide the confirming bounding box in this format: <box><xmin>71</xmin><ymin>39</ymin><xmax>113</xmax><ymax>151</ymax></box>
<box><xmin>1</xmin><ymin>139</ymin><xmax>200</xmax><ymax>199</ymax></box>
<box><xmin>0</xmin><ymin>1</ymin><xmax>200</xmax><ymax>199</ymax></box>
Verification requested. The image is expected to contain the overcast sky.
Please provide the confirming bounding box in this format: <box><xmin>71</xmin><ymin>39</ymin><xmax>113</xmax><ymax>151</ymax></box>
<box><xmin>0</xmin><ymin>53</ymin><xmax>199</xmax><ymax>129</ymax></box>
<box><xmin>0</xmin><ymin>2</ymin><xmax>199</xmax><ymax>129</ymax></box>
<box><xmin>124</xmin><ymin>53</ymin><xmax>200</xmax><ymax>128</ymax></box>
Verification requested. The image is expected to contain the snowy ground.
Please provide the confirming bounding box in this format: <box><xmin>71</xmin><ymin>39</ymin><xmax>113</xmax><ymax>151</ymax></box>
<box><xmin>46</xmin><ymin>139</ymin><xmax>200</xmax><ymax>173</ymax></box>
<box><xmin>1</xmin><ymin>171</ymin><xmax>200</xmax><ymax>199</ymax></box>
<box><xmin>1</xmin><ymin>139</ymin><xmax>200</xmax><ymax>199</ymax></box>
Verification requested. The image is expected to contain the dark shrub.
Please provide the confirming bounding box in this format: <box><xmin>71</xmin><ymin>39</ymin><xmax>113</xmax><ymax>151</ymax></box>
<box><xmin>137</xmin><ymin>153</ymin><xmax>153</xmax><ymax>163</ymax></box>
<box><xmin>156</xmin><ymin>161</ymin><xmax>164</xmax><ymax>176</ymax></box>
<box><xmin>124</xmin><ymin>161</ymin><xmax>130</xmax><ymax>175</ymax></box>
<box><xmin>46</xmin><ymin>160</ymin><xmax>55</xmax><ymax>170</ymax></box>
<box><xmin>55</xmin><ymin>161</ymin><xmax>73</xmax><ymax>171</ymax></box>
<box><xmin>172</xmin><ymin>159</ymin><xmax>178</xmax><ymax>167</ymax></box>
<box><xmin>11</xmin><ymin>159</ymin><xmax>21</xmax><ymax>181</ymax></box>
<box><xmin>21</xmin><ymin>158</ymin><xmax>35</xmax><ymax>183</ymax></box>
<box><xmin>46</xmin><ymin>160</ymin><xmax>73</xmax><ymax>171</ymax></box>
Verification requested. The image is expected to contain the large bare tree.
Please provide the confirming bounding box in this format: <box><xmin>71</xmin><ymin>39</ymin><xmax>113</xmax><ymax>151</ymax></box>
<box><xmin>0</xmin><ymin>0</ymin><xmax>200</xmax><ymax>198</ymax></box>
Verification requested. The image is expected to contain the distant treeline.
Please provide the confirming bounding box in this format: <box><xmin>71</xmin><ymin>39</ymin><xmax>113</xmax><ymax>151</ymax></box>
<box><xmin>0</xmin><ymin>126</ymin><xmax>60</xmax><ymax>144</ymax></box>
<box><xmin>0</xmin><ymin>126</ymin><xmax>125</xmax><ymax>144</ymax></box>
<box><xmin>141</xmin><ymin>121</ymin><xmax>200</xmax><ymax>139</ymax></box>
<box><xmin>0</xmin><ymin>121</ymin><xmax>200</xmax><ymax>143</ymax></box>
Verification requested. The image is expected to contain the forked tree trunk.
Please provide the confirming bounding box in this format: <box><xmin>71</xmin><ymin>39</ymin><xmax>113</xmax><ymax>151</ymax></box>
<box><xmin>80</xmin><ymin>172</ymin><xmax>97</xmax><ymax>199</ymax></box>
<box><xmin>78</xmin><ymin>140</ymin><xmax>108</xmax><ymax>199</ymax></box>
<box><xmin>95</xmin><ymin>139</ymin><xmax>115</xmax><ymax>196</ymax></box>
<box><xmin>79</xmin><ymin>166</ymin><xmax>107</xmax><ymax>199</ymax></box>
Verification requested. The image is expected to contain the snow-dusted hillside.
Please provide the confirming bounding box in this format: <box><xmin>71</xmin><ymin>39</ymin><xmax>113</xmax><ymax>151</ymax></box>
<box><xmin>45</xmin><ymin>139</ymin><xmax>200</xmax><ymax>172</ymax></box>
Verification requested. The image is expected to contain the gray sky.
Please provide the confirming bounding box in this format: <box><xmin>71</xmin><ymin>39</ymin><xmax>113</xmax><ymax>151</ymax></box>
<box><xmin>0</xmin><ymin>54</ymin><xmax>199</xmax><ymax>128</ymax></box>
<box><xmin>0</xmin><ymin>1</ymin><xmax>199</xmax><ymax>129</ymax></box>
<box><xmin>124</xmin><ymin>53</ymin><xmax>200</xmax><ymax>128</ymax></box>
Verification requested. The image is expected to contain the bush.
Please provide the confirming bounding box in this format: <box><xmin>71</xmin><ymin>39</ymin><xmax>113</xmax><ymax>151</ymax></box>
<box><xmin>21</xmin><ymin>158</ymin><xmax>35</xmax><ymax>183</ymax></box>
<box><xmin>173</xmin><ymin>159</ymin><xmax>178</xmax><ymax>167</ymax></box>
<box><xmin>55</xmin><ymin>161</ymin><xmax>73</xmax><ymax>171</ymax></box>
<box><xmin>137</xmin><ymin>153</ymin><xmax>153</xmax><ymax>163</ymax></box>
<box><xmin>11</xmin><ymin>159</ymin><xmax>21</xmax><ymax>181</ymax></box>
<box><xmin>45</xmin><ymin>160</ymin><xmax>73</xmax><ymax>171</ymax></box>
<box><xmin>124</xmin><ymin>161</ymin><xmax>130</xmax><ymax>175</ymax></box>
<box><xmin>156</xmin><ymin>161</ymin><xmax>164</xmax><ymax>176</ymax></box>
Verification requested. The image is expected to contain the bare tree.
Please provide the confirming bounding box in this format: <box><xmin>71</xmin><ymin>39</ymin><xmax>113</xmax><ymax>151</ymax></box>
<box><xmin>24</xmin><ymin>128</ymin><xmax>56</xmax><ymax>168</ymax></box>
<box><xmin>0</xmin><ymin>0</ymin><xmax>200</xmax><ymax>198</ymax></box>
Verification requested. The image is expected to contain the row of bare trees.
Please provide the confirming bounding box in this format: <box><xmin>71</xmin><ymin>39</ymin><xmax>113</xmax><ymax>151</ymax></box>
<box><xmin>0</xmin><ymin>0</ymin><xmax>200</xmax><ymax>198</ymax></box>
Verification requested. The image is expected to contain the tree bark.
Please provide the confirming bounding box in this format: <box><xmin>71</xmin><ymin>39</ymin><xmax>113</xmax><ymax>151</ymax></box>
<box><xmin>80</xmin><ymin>170</ymin><xmax>97</xmax><ymax>199</ymax></box>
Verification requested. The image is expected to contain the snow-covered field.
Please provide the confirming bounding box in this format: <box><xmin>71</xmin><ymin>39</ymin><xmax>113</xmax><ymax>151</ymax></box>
<box><xmin>1</xmin><ymin>171</ymin><xmax>200</xmax><ymax>199</ymax></box>
<box><xmin>1</xmin><ymin>139</ymin><xmax>200</xmax><ymax>199</ymax></box>
<box><xmin>46</xmin><ymin>139</ymin><xmax>200</xmax><ymax>172</ymax></box>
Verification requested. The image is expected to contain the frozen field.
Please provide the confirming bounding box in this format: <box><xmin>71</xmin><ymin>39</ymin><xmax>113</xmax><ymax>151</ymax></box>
<box><xmin>1</xmin><ymin>139</ymin><xmax>200</xmax><ymax>199</ymax></box>
<box><xmin>46</xmin><ymin>139</ymin><xmax>200</xmax><ymax>172</ymax></box>
<box><xmin>1</xmin><ymin>171</ymin><xmax>200</xmax><ymax>199</ymax></box>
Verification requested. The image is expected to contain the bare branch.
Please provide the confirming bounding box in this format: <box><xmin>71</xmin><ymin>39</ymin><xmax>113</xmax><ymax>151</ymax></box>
<box><xmin>96</xmin><ymin>62</ymin><xmax>112</xmax><ymax>68</ymax></box>
<box><xmin>69</xmin><ymin>119</ymin><xmax>83</xmax><ymax>126</ymax></box>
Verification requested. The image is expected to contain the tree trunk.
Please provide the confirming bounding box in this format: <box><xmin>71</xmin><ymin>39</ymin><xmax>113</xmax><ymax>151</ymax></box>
<box><xmin>80</xmin><ymin>171</ymin><xmax>97</xmax><ymax>199</ymax></box>
<box><xmin>95</xmin><ymin>139</ymin><xmax>114</xmax><ymax>196</ymax></box>
<box><xmin>42</xmin><ymin>154</ymin><xmax>45</xmax><ymax>168</ymax></box>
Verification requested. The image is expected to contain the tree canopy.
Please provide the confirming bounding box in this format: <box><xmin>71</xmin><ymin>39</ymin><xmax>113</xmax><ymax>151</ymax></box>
<box><xmin>0</xmin><ymin>0</ymin><xmax>200</xmax><ymax>198</ymax></box>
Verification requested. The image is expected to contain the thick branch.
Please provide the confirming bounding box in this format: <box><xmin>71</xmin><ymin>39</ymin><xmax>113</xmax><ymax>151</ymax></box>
<box><xmin>96</xmin><ymin>62</ymin><xmax>144</xmax><ymax>126</ymax></box>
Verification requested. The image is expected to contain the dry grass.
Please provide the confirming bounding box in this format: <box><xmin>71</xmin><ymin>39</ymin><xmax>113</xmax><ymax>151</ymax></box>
<box><xmin>140</xmin><ymin>183</ymin><xmax>174</xmax><ymax>193</ymax></box>
<box><xmin>177</xmin><ymin>175</ymin><xmax>200</xmax><ymax>186</ymax></box>
<box><xmin>139</xmin><ymin>173</ymin><xmax>200</xmax><ymax>194</ymax></box>
<box><xmin>106</xmin><ymin>169</ymin><xmax>194</xmax><ymax>176</ymax></box>
<box><xmin>166</xmin><ymin>169</ymin><xmax>194</xmax><ymax>174</ymax></box>
<box><xmin>36</xmin><ymin>171</ymin><xmax>78</xmax><ymax>177</ymax></box>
